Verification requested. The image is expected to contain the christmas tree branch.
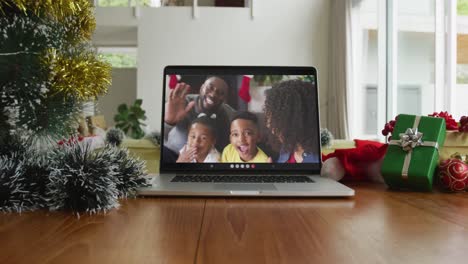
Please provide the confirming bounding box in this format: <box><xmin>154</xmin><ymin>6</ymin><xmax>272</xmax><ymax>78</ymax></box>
<box><xmin>0</xmin><ymin>51</ymin><xmax>39</xmax><ymax>56</ymax></box>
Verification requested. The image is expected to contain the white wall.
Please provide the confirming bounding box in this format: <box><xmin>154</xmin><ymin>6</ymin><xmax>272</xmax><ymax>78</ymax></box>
<box><xmin>194</xmin><ymin>0</ymin><xmax>215</xmax><ymax>6</ymax></box>
<box><xmin>138</xmin><ymin>0</ymin><xmax>330</xmax><ymax>132</ymax></box>
<box><xmin>92</xmin><ymin>26</ymin><xmax>138</xmax><ymax>46</ymax></box>
<box><xmin>92</xmin><ymin>7</ymin><xmax>138</xmax><ymax>46</ymax></box>
<box><xmin>97</xmin><ymin>68</ymin><xmax>137</xmax><ymax>127</ymax></box>
<box><xmin>94</xmin><ymin>7</ymin><xmax>137</xmax><ymax>26</ymax></box>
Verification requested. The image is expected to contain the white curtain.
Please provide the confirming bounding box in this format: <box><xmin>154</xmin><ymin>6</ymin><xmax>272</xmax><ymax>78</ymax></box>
<box><xmin>326</xmin><ymin>0</ymin><xmax>354</xmax><ymax>139</ymax></box>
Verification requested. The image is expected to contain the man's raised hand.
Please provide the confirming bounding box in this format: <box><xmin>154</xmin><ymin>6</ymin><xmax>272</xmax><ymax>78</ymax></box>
<box><xmin>164</xmin><ymin>83</ymin><xmax>196</xmax><ymax>125</ymax></box>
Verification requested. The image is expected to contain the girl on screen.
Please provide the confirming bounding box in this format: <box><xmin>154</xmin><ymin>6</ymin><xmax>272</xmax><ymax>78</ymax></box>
<box><xmin>176</xmin><ymin>114</ymin><xmax>220</xmax><ymax>163</ymax></box>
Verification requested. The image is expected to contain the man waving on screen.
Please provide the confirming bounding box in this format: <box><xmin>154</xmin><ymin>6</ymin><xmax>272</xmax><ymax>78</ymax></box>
<box><xmin>163</xmin><ymin>76</ymin><xmax>236</xmax><ymax>163</ymax></box>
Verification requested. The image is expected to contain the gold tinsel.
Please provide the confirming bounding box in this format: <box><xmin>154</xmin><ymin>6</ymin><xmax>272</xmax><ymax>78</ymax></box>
<box><xmin>45</xmin><ymin>49</ymin><xmax>112</xmax><ymax>101</ymax></box>
<box><xmin>0</xmin><ymin>0</ymin><xmax>95</xmax><ymax>41</ymax></box>
<box><xmin>450</xmin><ymin>152</ymin><xmax>468</xmax><ymax>164</ymax></box>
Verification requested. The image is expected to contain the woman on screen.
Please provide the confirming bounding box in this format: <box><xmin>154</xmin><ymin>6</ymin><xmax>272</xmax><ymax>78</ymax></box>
<box><xmin>264</xmin><ymin>79</ymin><xmax>320</xmax><ymax>163</ymax></box>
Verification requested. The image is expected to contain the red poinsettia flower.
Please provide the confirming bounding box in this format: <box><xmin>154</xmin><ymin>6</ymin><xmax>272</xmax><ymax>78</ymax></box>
<box><xmin>381</xmin><ymin>115</ymin><xmax>398</xmax><ymax>138</ymax></box>
<box><xmin>460</xmin><ymin>116</ymin><xmax>468</xmax><ymax>132</ymax></box>
<box><xmin>429</xmin><ymin>111</ymin><xmax>459</xmax><ymax>130</ymax></box>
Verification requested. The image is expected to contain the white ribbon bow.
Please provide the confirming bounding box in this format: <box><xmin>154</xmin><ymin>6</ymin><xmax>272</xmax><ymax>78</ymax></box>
<box><xmin>399</xmin><ymin>128</ymin><xmax>423</xmax><ymax>152</ymax></box>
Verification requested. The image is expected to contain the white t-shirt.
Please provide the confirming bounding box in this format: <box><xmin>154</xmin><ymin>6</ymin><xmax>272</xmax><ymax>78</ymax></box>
<box><xmin>179</xmin><ymin>145</ymin><xmax>220</xmax><ymax>163</ymax></box>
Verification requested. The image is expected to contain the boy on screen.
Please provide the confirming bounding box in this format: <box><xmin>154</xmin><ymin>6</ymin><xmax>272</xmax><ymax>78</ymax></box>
<box><xmin>221</xmin><ymin>112</ymin><xmax>269</xmax><ymax>163</ymax></box>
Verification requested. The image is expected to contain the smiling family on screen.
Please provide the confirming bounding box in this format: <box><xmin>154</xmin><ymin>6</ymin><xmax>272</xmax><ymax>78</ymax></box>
<box><xmin>162</xmin><ymin>75</ymin><xmax>320</xmax><ymax>164</ymax></box>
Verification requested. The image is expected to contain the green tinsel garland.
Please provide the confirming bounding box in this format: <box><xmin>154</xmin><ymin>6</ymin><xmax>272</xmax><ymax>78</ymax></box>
<box><xmin>0</xmin><ymin>153</ymin><xmax>28</xmax><ymax>212</ymax></box>
<box><xmin>106</xmin><ymin>146</ymin><xmax>148</xmax><ymax>198</ymax></box>
<box><xmin>1</xmin><ymin>140</ymin><xmax>149</xmax><ymax>214</ymax></box>
<box><xmin>46</xmin><ymin>141</ymin><xmax>120</xmax><ymax>214</ymax></box>
<box><xmin>106</xmin><ymin>128</ymin><xmax>125</xmax><ymax>147</ymax></box>
<box><xmin>0</xmin><ymin>150</ymin><xmax>49</xmax><ymax>212</ymax></box>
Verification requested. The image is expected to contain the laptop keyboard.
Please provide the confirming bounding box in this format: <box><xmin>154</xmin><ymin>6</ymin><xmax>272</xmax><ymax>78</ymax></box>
<box><xmin>171</xmin><ymin>175</ymin><xmax>314</xmax><ymax>183</ymax></box>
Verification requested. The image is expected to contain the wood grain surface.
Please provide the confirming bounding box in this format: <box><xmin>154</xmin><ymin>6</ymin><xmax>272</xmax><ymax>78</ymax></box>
<box><xmin>1</xmin><ymin>184</ymin><xmax>468</xmax><ymax>264</ymax></box>
<box><xmin>0</xmin><ymin>198</ymin><xmax>205</xmax><ymax>264</ymax></box>
<box><xmin>197</xmin><ymin>184</ymin><xmax>468</xmax><ymax>264</ymax></box>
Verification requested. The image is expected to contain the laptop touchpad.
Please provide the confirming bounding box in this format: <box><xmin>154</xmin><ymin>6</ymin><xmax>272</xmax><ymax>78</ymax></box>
<box><xmin>215</xmin><ymin>184</ymin><xmax>277</xmax><ymax>191</ymax></box>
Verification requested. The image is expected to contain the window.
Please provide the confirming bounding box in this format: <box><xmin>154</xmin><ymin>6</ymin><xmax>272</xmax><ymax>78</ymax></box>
<box><xmin>97</xmin><ymin>47</ymin><xmax>137</xmax><ymax>68</ymax></box>
<box><xmin>96</xmin><ymin>0</ymin><xmax>153</xmax><ymax>7</ymax></box>
<box><xmin>459</xmin><ymin>65</ymin><xmax>468</xmax><ymax>84</ymax></box>
<box><xmin>456</xmin><ymin>0</ymin><xmax>468</xmax><ymax>118</ymax></box>
<box><xmin>350</xmin><ymin>0</ymin><xmax>465</xmax><ymax>140</ymax></box>
<box><xmin>96</xmin><ymin>0</ymin><xmax>248</xmax><ymax>7</ymax></box>
<box><xmin>161</xmin><ymin>0</ymin><xmax>247</xmax><ymax>7</ymax></box>
<box><xmin>396</xmin><ymin>0</ymin><xmax>435</xmax><ymax>117</ymax></box>
<box><xmin>200</xmin><ymin>0</ymin><xmax>247</xmax><ymax>7</ymax></box>
<box><xmin>349</xmin><ymin>0</ymin><xmax>384</xmax><ymax>140</ymax></box>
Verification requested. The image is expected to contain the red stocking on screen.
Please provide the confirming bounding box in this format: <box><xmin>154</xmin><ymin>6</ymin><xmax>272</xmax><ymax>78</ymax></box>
<box><xmin>238</xmin><ymin>75</ymin><xmax>253</xmax><ymax>103</ymax></box>
<box><xmin>169</xmin><ymin>74</ymin><xmax>179</xmax><ymax>89</ymax></box>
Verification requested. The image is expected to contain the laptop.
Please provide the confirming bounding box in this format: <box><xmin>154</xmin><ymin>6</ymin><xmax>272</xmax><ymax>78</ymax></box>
<box><xmin>137</xmin><ymin>66</ymin><xmax>354</xmax><ymax>197</ymax></box>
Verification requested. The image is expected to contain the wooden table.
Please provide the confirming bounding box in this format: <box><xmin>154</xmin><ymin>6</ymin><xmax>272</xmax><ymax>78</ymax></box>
<box><xmin>1</xmin><ymin>183</ymin><xmax>468</xmax><ymax>264</ymax></box>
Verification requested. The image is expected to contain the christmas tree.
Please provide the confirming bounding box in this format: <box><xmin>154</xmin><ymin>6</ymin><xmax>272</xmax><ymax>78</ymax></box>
<box><xmin>0</xmin><ymin>1</ymin><xmax>147</xmax><ymax>213</ymax></box>
<box><xmin>0</xmin><ymin>0</ymin><xmax>110</xmax><ymax>148</ymax></box>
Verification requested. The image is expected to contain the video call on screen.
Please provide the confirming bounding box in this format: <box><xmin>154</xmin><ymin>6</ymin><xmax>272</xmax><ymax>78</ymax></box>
<box><xmin>162</xmin><ymin>74</ymin><xmax>320</xmax><ymax>164</ymax></box>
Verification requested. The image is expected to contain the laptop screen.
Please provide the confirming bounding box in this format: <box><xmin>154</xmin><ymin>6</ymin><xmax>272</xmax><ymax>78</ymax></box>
<box><xmin>161</xmin><ymin>66</ymin><xmax>321</xmax><ymax>173</ymax></box>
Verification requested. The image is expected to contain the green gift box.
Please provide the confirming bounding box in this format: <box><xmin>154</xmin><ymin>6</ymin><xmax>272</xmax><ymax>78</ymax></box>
<box><xmin>381</xmin><ymin>114</ymin><xmax>446</xmax><ymax>191</ymax></box>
